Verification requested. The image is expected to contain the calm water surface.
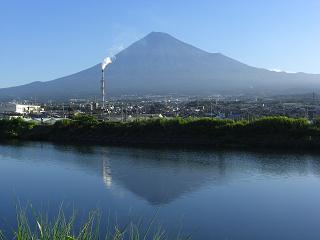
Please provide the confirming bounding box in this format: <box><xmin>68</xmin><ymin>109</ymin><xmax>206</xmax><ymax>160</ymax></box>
<box><xmin>1</xmin><ymin>142</ymin><xmax>320</xmax><ymax>239</ymax></box>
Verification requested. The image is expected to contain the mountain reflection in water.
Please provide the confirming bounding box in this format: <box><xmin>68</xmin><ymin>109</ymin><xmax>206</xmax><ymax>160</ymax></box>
<box><xmin>1</xmin><ymin>142</ymin><xmax>319</xmax><ymax>205</ymax></box>
<box><xmin>2</xmin><ymin>142</ymin><xmax>320</xmax><ymax>239</ymax></box>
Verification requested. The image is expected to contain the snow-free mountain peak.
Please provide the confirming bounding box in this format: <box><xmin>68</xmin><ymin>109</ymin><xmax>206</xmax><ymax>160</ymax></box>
<box><xmin>0</xmin><ymin>32</ymin><xmax>319</xmax><ymax>100</ymax></box>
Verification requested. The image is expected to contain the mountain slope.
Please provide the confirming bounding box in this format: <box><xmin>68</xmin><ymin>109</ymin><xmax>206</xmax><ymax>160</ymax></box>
<box><xmin>1</xmin><ymin>32</ymin><xmax>320</xmax><ymax>100</ymax></box>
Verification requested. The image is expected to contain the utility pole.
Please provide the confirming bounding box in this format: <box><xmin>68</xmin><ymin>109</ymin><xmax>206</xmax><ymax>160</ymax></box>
<box><xmin>121</xmin><ymin>102</ymin><xmax>124</xmax><ymax>122</ymax></box>
<box><xmin>210</xmin><ymin>99</ymin><xmax>213</xmax><ymax>118</ymax></box>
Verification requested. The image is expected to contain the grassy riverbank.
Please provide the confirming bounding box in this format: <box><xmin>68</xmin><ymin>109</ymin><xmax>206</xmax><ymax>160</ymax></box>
<box><xmin>1</xmin><ymin>207</ymin><xmax>187</xmax><ymax>240</ymax></box>
<box><xmin>1</xmin><ymin>116</ymin><xmax>320</xmax><ymax>149</ymax></box>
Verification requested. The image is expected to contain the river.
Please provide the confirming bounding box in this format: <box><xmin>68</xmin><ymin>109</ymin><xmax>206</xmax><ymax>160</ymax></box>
<box><xmin>1</xmin><ymin>142</ymin><xmax>320</xmax><ymax>239</ymax></box>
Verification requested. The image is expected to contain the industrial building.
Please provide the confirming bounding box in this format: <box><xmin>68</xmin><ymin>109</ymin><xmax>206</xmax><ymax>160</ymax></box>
<box><xmin>0</xmin><ymin>103</ymin><xmax>41</xmax><ymax>114</ymax></box>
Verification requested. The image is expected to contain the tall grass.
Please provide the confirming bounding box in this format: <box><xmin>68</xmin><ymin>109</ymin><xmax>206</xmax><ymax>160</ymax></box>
<box><xmin>1</xmin><ymin>207</ymin><xmax>191</xmax><ymax>240</ymax></box>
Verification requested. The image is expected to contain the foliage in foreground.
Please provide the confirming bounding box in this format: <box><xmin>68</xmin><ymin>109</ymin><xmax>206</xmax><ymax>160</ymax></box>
<box><xmin>1</xmin><ymin>115</ymin><xmax>320</xmax><ymax>148</ymax></box>
<box><xmin>0</xmin><ymin>115</ymin><xmax>314</xmax><ymax>138</ymax></box>
<box><xmin>0</xmin><ymin>118</ymin><xmax>36</xmax><ymax>139</ymax></box>
<box><xmin>1</xmin><ymin>207</ymin><xmax>190</xmax><ymax>240</ymax></box>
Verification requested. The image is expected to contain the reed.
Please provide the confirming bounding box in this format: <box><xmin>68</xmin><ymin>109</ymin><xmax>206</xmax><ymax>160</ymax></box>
<box><xmin>1</xmin><ymin>206</ymin><xmax>191</xmax><ymax>240</ymax></box>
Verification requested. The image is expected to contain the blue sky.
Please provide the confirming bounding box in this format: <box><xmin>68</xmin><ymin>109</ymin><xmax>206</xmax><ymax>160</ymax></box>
<box><xmin>0</xmin><ymin>0</ymin><xmax>319</xmax><ymax>88</ymax></box>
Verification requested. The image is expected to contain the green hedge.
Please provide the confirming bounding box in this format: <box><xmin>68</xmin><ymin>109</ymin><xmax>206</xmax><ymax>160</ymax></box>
<box><xmin>1</xmin><ymin>116</ymin><xmax>319</xmax><ymax>148</ymax></box>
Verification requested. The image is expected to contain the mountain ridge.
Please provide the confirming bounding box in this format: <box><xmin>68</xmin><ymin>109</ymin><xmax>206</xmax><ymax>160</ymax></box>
<box><xmin>1</xmin><ymin>32</ymin><xmax>320</xmax><ymax>101</ymax></box>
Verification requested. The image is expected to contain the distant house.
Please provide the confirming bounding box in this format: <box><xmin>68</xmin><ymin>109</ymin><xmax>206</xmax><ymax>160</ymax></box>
<box><xmin>0</xmin><ymin>103</ymin><xmax>41</xmax><ymax>114</ymax></box>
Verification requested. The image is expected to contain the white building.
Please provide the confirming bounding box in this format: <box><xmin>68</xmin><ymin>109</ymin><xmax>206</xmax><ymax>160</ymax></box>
<box><xmin>0</xmin><ymin>103</ymin><xmax>41</xmax><ymax>114</ymax></box>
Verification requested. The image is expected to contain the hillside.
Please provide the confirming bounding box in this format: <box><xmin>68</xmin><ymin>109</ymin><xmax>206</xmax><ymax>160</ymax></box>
<box><xmin>1</xmin><ymin>32</ymin><xmax>320</xmax><ymax>100</ymax></box>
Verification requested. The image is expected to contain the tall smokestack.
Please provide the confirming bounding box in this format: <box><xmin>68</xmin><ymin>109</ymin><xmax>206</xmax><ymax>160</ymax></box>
<box><xmin>101</xmin><ymin>69</ymin><xmax>105</xmax><ymax>109</ymax></box>
<box><xmin>101</xmin><ymin>57</ymin><xmax>112</xmax><ymax>109</ymax></box>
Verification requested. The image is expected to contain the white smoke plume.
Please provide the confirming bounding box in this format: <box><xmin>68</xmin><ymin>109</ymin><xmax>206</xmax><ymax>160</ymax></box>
<box><xmin>102</xmin><ymin>57</ymin><xmax>112</xmax><ymax>70</ymax></box>
<box><xmin>108</xmin><ymin>45</ymin><xmax>125</xmax><ymax>58</ymax></box>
